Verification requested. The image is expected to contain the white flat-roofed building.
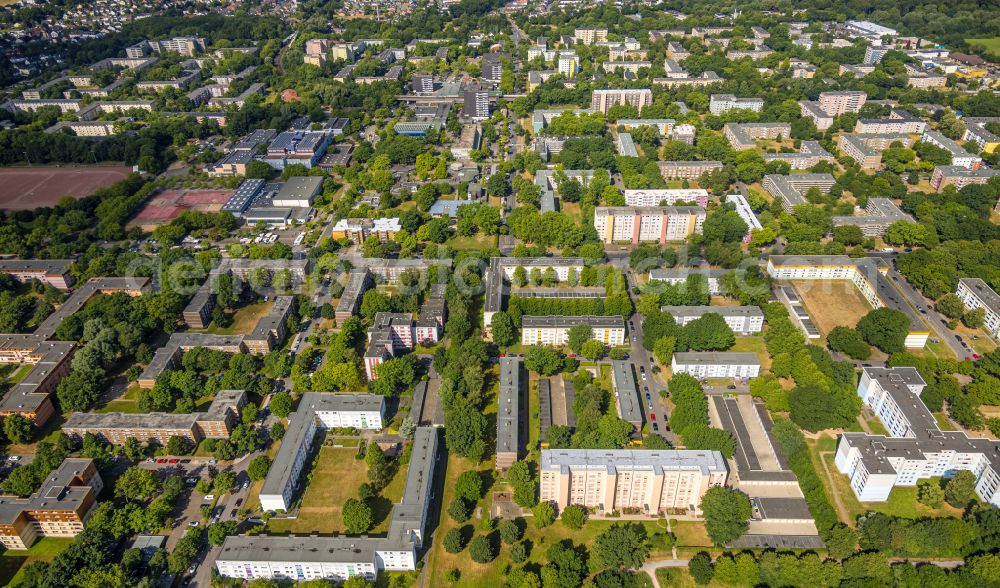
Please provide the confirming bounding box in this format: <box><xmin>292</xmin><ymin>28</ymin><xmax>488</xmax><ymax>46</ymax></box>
<box><xmin>483</xmin><ymin>257</ymin><xmax>587</xmax><ymax>330</ymax></box>
<box><xmin>963</xmin><ymin>117</ymin><xmax>1000</xmax><ymax>154</ymax></box>
<box><xmin>831</xmin><ymin>198</ymin><xmax>915</xmax><ymax>238</ymax></box>
<box><xmin>709</xmin><ymin>94</ymin><xmax>764</xmax><ymax>115</ymax></box>
<box><xmin>539</xmin><ymin>449</ymin><xmax>728</xmax><ymax>515</ymax></box>
<box><xmin>661</xmin><ymin>306</ymin><xmax>764</xmax><ymax>335</ymax></box>
<box><xmin>956</xmin><ymin>278</ymin><xmax>1000</xmax><ymax>338</ymax></box>
<box><xmin>864</xmin><ymin>45</ymin><xmax>891</xmax><ymax>65</ymax></box>
<box><xmin>671</xmin><ymin>352</ymin><xmax>761</xmax><ymax>379</ymax></box>
<box><xmin>838</xmin><ymin>134</ymin><xmax>915</xmax><ymax>170</ymax></box>
<box><xmin>845</xmin><ymin>20</ymin><xmax>898</xmax><ymax>39</ymax></box>
<box><xmin>623</xmin><ymin>189</ymin><xmax>708</xmax><ymax>207</ymax></box>
<box><xmin>836</xmin><ymin>367</ymin><xmax>1000</xmax><ymax>506</ymax></box>
<box><xmin>725</xmin><ymin>194</ymin><xmax>761</xmax><ymax>243</ymax></box>
<box><xmin>618</xmin><ymin>119</ymin><xmax>673</xmax><ymax>135</ymax></box>
<box><xmin>763</xmin><ymin>140</ymin><xmax>835</xmax><ymax>170</ymax></box>
<box><xmin>574</xmin><ymin>28</ymin><xmax>608</xmax><ymax>45</ymax></box>
<box><xmin>594</xmin><ymin>206</ymin><xmax>705</xmax><ymax>244</ymax></box>
<box><xmin>763</xmin><ymin>174</ymin><xmax>837</xmax><ymax>212</ymax></box>
<box><xmin>920</xmin><ymin>130</ymin><xmax>982</xmax><ymax>170</ymax></box>
<box><xmin>724</xmin><ymin>122</ymin><xmax>791</xmax><ymax>150</ymax></box>
<box><xmin>312</xmin><ymin>394</ymin><xmax>386</xmax><ymax>430</ymax></box>
<box><xmin>521</xmin><ymin>316</ymin><xmax>626</xmax><ymax>347</ymax></box>
<box><xmin>648</xmin><ymin>268</ymin><xmax>727</xmax><ymax>295</ymax></box>
<box><xmin>854</xmin><ymin>110</ymin><xmax>926</xmax><ymax>135</ymax></box>
<box><xmin>658</xmin><ymin>160</ymin><xmax>723</xmax><ymax>180</ymax></box>
<box><xmin>799</xmin><ymin>100</ymin><xmax>834</xmax><ymax>131</ymax></box>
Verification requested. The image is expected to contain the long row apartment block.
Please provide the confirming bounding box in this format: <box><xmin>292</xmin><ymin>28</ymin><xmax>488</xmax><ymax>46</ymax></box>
<box><xmin>762</xmin><ymin>174</ymin><xmax>837</xmax><ymax>212</ymax></box>
<box><xmin>520</xmin><ymin>315</ymin><xmax>626</xmax><ymax>346</ymax></box>
<box><xmin>661</xmin><ymin>305</ymin><xmax>764</xmax><ymax>335</ymax></box>
<box><xmin>538</xmin><ymin>449</ymin><xmax>728</xmax><ymax>515</ymax></box>
<box><xmin>929</xmin><ymin>165</ymin><xmax>1000</xmax><ymax>192</ymax></box>
<box><xmin>838</xmin><ymin>133</ymin><xmax>915</xmax><ymax>170</ymax></box>
<box><xmin>483</xmin><ymin>257</ymin><xmax>587</xmax><ymax>332</ymax></box>
<box><xmin>658</xmin><ymin>160</ymin><xmax>723</xmax><ymax>180</ymax></box>
<box><xmin>0</xmin><ymin>459</ymin><xmax>102</xmax><ymax>549</ymax></box>
<box><xmin>63</xmin><ymin>389</ymin><xmax>247</xmax><ymax>446</ymax></box>
<box><xmin>956</xmin><ymin>278</ymin><xmax>1000</xmax><ymax>338</ymax></box>
<box><xmin>762</xmin><ymin>141</ymin><xmax>835</xmax><ymax>170</ymax></box>
<box><xmin>724</xmin><ymin>122</ymin><xmax>791</xmax><ymax>150</ymax></box>
<box><xmin>496</xmin><ymin>357</ymin><xmax>522</xmax><ymax>470</ymax></box>
<box><xmin>836</xmin><ymin>367</ymin><xmax>1000</xmax><ymax>506</ymax></box>
<box><xmin>670</xmin><ymin>352</ymin><xmax>761</xmax><ymax>379</ymax></box>
<box><xmin>219</xmin><ymin>426</ymin><xmax>437</xmax><ymax>582</ymax></box>
<box><xmin>831</xmin><ymin>197</ymin><xmax>914</xmax><ymax>238</ymax></box>
<box><xmin>593</xmin><ymin>206</ymin><xmax>705</xmax><ymax>244</ymax></box>
<box><xmin>610</xmin><ymin>360</ymin><xmax>643</xmax><ymax>430</ymax></box>
<box><xmin>766</xmin><ymin>255</ymin><xmax>929</xmax><ymax>348</ymax></box>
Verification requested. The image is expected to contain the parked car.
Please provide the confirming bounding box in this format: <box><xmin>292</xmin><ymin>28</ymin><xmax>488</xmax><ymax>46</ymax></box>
<box><xmin>650</xmin><ymin>413</ymin><xmax>656</xmax><ymax>421</ymax></box>
<box><xmin>188</xmin><ymin>521</ymin><xmax>199</xmax><ymax>527</ymax></box>
<box><xmin>652</xmin><ymin>423</ymin><xmax>659</xmax><ymax>432</ymax></box>
<box><xmin>204</xmin><ymin>495</ymin><xmax>215</xmax><ymax>501</ymax></box>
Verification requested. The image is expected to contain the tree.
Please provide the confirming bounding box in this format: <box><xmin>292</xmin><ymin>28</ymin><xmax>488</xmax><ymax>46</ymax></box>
<box><xmin>343</xmin><ymin>498</ymin><xmax>374</xmax><ymax>533</ymax></box>
<box><xmin>560</xmin><ymin>504</ymin><xmax>587</xmax><ymax>529</ymax></box>
<box><xmin>566</xmin><ymin>323</ymin><xmax>593</xmax><ymax>354</ymax></box>
<box><xmin>594</xmin><ymin>523</ymin><xmax>649</xmax><ymax>570</ymax></box>
<box><xmin>443</xmin><ymin>528</ymin><xmax>465</xmax><ymax>553</ymax></box>
<box><xmin>944</xmin><ymin>470</ymin><xmax>977</xmax><ymax>507</ymax></box>
<box><xmin>269</xmin><ymin>392</ymin><xmax>292</xmax><ymax>418</ymax></box>
<box><xmin>507</xmin><ymin>461</ymin><xmax>537</xmax><ymax>507</ymax></box>
<box><xmin>214</xmin><ymin>470</ymin><xmax>237</xmax><ymax>494</ymax></box>
<box><xmin>364</xmin><ymin>442</ymin><xmax>393</xmax><ymax>490</ymax></box>
<box><xmin>491</xmin><ymin>311</ymin><xmax>516</xmax><ymax>348</ymax></box>
<box><xmin>857</xmin><ymin>308</ymin><xmax>911</xmax><ymax>354</ymax></box>
<box><xmin>936</xmin><ymin>293</ymin><xmax>966</xmax><ymax>319</ymax></box>
<box><xmin>498</xmin><ymin>519</ymin><xmax>522</xmax><ymax>544</ymax></box>
<box><xmin>700</xmin><ymin>486</ymin><xmax>752</xmax><ymax>546</ymax></box>
<box><xmin>683</xmin><ymin>313</ymin><xmax>736</xmax><ymax>351</ymax></box>
<box><xmin>964</xmin><ymin>308</ymin><xmax>986</xmax><ymax>329</ymax></box>
<box><xmin>532</xmin><ymin>502</ymin><xmax>555</xmax><ymax>528</ymax></box>
<box><xmin>918</xmin><ymin>481</ymin><xmax>945</xmax><ymax>509</ymax></box>
<box><xmin>509</xmin><ymin>541</ymin><xmax>529</xmax><ymax>564</ymax></box>
<box><xmin>689</xmin><ymin>553</ymin><xmax>715</xmax><ymax>585</ymax></box>
<box><xmin>247</xmin><ymin>455</ymin><xmax>271</xmax><ymax>481</ymax></box>
<box><xmin>580</xmin><ymin>339</ymin><xmax>605</xmax><ymax>361</ymax></box>
<box><xmin>455</xmin><ymin>470</ymin><xmax>484</xmax><ymax>502</ymax></box>
<box><xmin>207</xmin><ymin>520</ymin><xmax>237</xmax><ymax>546</ymax></box>
<box><xmin>3</xmin><ymin>414</ymin><xmax>32</xmax><ymax>444</ymax></box>
<box><xmin>448</xmin><ymin>497</ymin><xmax>471</xmax><ymax>522</ymax></box>
<box><xmin>115</xmin><ymin>466</ymin><xmax>160</xmax><ymax>502</ymax></box>
<box><xmin>469</xmin><ymin>535</ymin><xmax>496</xmax><ymax>563</ymax></box>
<box><xmin>826</xmin><ymin>327</ymin><xmax>870</xmax><ymax>360</ymax></box>
<box><xmin>524</xmin><ymin>346</ymin><xmax>561</xmax><ymax>375</ymax></box>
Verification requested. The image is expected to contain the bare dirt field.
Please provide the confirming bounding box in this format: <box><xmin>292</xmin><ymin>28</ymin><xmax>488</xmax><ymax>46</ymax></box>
<box><xmin>0</xmin><ymin>166</ymin><xmax>133</xmax><ymax>210</ymax></box>
<box><xmin>791</xmin><ymin>280</ymin><xmax>873</xmax><ymax>336</ymax></box>
<box><xmin>130</xmin><ymin>189</ymin><xmax>232</xmax><ymax>227</ymax></box>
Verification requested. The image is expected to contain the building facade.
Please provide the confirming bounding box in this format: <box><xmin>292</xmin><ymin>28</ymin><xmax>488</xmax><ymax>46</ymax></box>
<box><xmin>520</xmin><ymin>316</ymin><xmax>626</xmax><ymax>347</ymax></box>
<box><xmin>593</xmin><ymin>206</ymin><xmax>705</xmax><ymax>244</ymax></box>
<box><xmin>670</xmin><ymin>352</ymin><xmax>761</xmax><ymax>379</ymax></box>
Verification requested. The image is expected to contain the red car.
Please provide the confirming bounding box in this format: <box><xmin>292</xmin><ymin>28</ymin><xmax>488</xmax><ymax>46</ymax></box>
<box><xmin>155</xmin><ymin>458</ymin><xmax>167</xmax><ymax>464</ymax></box>
<box><xmin>168</xmin><ymin>458</ymin><xmax>179</xmax><ymax>464</ymax></box>
<box><xmin>650</xmin><ymin>413</ymin><xmax>656</xmax><ymax>421</ymax></box>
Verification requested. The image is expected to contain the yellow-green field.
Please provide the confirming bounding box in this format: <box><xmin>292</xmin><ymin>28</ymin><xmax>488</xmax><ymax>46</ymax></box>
<box><xmin>966</xmin><ymin>38</ymin><xmax>1000</xmax><ymax>53</ymax></box>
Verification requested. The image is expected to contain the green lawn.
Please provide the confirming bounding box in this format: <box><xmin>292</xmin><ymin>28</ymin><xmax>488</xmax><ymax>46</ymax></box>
<box><xmin>0</xmin><ymin>538</ymin><xmax>74</xmax><ymax>586</ymax></box>
<box><xmin>448</xmin><ymin>234</ymin><xmax>499</xmax><ymax>252</ymax></box>
<box><xmin>966</xmin><ymin>38</ymin><xmax>1000</xmax><ymax>53</ymax></box>
<box><xmin>7</xmin><ymin>365</ymin><xmax>32</xmax><ymax>384</ymax></box>
<box><xmin>934</xmin><ymin>412</ymin><xmax>955</xmax><ymax>431</ymax></box>
<box><xmin>730</xmin><ymin>337</ymin><xmax>770</xmax><ymax>369</ymax></box>
<box><xmin>205</xmin><ymin>301</ymin><xmax>274</xmax><ymax>335</ymax></box>
<box><xmin>656</xmin><ymin>568</ymin><xmax>701</xmax><ymax>588</ymax></box>
<box><xmin>94</xmin><ymin>385</ymin><xmax>144</xmax><ymax>414</ymax></box>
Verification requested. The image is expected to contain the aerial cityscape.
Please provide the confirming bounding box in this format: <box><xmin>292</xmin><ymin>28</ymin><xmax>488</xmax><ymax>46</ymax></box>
<box><xmin>0</xmin><ymin>0</ymin><xmax>997</xmax><ymax>586</ymax></box>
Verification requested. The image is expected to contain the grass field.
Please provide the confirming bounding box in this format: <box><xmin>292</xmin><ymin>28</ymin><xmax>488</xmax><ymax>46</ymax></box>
<box><xmin>94</xmin><ymin>385</ymin><xmax>143</xmax><ymax>413</ymax></box>
<box><xmin>448</xmin><ymin>234</ymin><xmax>499</xmax><ymax>252</ymax></box>
<box><xmin>966</xmin><ymin>38</ymin><xmax>1000</xmax><ymax>53</ymax></box>
<box><xmin>730</xmin><ymin>336</ymin><xmax>770</xmax><ymax>370</ymax></box>
<box><xmin>0</xmin><ymin>538</ymin><xmax>74</xmax><ymax>586</ymax></box>
<box><xmin>656</xmin><ymin>568</ymin><xmax>701</xmax><ymax>588</ymax></box>
<box><xmin>205</xmin><ymin>301</ymin><xmax>274</xmax><ymax>335</ymax></box>
<box><xmin>266</xmin><ymin>447</ymin><xmax>389</xmax><ymax>534</ymax></box>
<box><xmin>792</xmin><ymin>280</ymin><xmax>872</xmax><ymax>336</ymax></box>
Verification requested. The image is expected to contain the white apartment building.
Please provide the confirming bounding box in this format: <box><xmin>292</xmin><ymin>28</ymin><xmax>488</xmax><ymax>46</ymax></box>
<box><xmin>661</xmin><ymin>306</ymin><xmax>764</xmax><ymax>335</ymax></box>
<box><xmin>648</xmin><ymin>268</ymin><xmax>727</xmax><ymax>295</ymax></box>
<box><xmin>623</xmin><ymin>189</ymin><xmax>709</xmax><ymax>207</ymax></box>
<box><xmin>593</xmin><ymin>206</ymin><xmax>705</xmax><ymax>244</ymax></box>
<box><xmin>725</xmin><ymin>194</ymin><xmax>762</xmax><ymax>243</ymax></box>
<box><xmin>557</xmin><ymin>53</ymin><xmax>580</xmax><ymax>78</ymax></box>
<box><xmin>766</xmin><ymin>255</ymin><xmax>929</xmax><ymax>348</ymax></box>
<box><xmin>258</xmin><ymin>411</ymin><xmax>318</xmax><ymax>512</ymax></box>
<box><xmin>590</xmin><ymin>89</ymin><xmax>653</xmax><ymax>114</ymax></box>
<box><xmin>538</xmin><ymin>449</ymin><xmax>728</xmax><ymax>515</ymax></box>
<box><xmin>670</xmin><ymin>352</ymin><xmax>761</xmax><ymax>379</ymax></box>
<box><xmin>313</xmin><ymin>394</ymin><xmax>386</xmax><ymax>430</ymax></box>
<box><xmin>956</xmin><ymin>278</ymin><xmax>1000</xmax><ymax>338</ymax></box>
<box><xmin>920</xmin><ymin>130</ymin><xmax>982</xmax><ymax>170</ymax></box>
<box><xmin>709</xmin><ymin>94</ymin><xmax>764</xmax><ymax>115</ymax></box>
<box><xmin>574</xmin><ymin>28</ymin><xmax>608</xmax><ymax>45</ymax></box>
<box><xmin>836</xmin><ymin>367</ymin><xmax>1000</xmax><ymax>506</ymax></box>
<box><xmin>520</xmin><ymin>316</ymin><xmax>626</xmax><ymax>347</ymax></box>
<box><xmin>483</xmin><ymin>257</ymin><xmax>587</xmax><ymax>330</ymax></box>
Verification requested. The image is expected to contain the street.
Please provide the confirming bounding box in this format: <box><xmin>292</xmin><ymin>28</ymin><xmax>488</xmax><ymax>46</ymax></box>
<box><xmin>623</xmin><ymin>269</ymin><xmax>675</xmax><ymax>444</ymax></box>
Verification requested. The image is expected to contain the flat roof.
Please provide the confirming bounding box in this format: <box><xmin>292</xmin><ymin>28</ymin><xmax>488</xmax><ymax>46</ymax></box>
<box><xmin>540</xmin><ymin>448</ymin><xmax>727</xmax><ymax>475</ymax></box>
<box><xmin>662</xmin><ymin>305</ymin><xmax>764</xmax><ymax>318</ymax></box>
<box><xmin>521</xmin><ymin>315</ymin><xmax>625</xmax><ymax>329</ymax></box>
<box><xmin>497</xmin><ymin>357</ymin><xmax>521</xmax><ymax>456</ymax></box>
<box><xmin>960</xmin><ymin>278</ymin><xmax>1000</xmax><ymax>314</ymax></box>
<box><xmin>610</xmin><ymin>360</ymin><xmax>643</xmax><ymax>425</ymax></box>
<box><xmin>672</xmin><ymin>352</ymin><xmax>760</xmax><ymax>366</ymax></box>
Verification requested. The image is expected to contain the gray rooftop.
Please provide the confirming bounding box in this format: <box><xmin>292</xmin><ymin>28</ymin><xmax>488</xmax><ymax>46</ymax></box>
<box><xmin>540</xmin><ymin>448</ymin><xmax>728</xmax><ymax>475</ymax></box>
<box><xmin>521</xmin><ymin>315</ymin><xmax>625</xmax><ymax>329</ymax></box>
<box><xmin>611</xmin><ymin>360</ymin><xmax>643</xmax><ymax>426</ymax></box>
<box><xmin>661</xmin><ymin>305</ymin><xmax>763</xmax><ymax>319</ymax></box>
<box><xmin>497</xmin><ymin>357</ymin><xmax>521</xmax><ymax>456</ymax></box>
<box><xmin>672</xmin><ymin>352</ymin><xmax>760</xmax><ymax>366</ymax></box>
<box><xmin>960</xmin><ymin>278</ymin><xmax>1000</xmax><ymax>315</ymax></box>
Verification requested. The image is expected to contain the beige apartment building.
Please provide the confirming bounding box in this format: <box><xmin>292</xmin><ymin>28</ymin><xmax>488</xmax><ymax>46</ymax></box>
<box><xmin>574</xmin><ymin>28</ymin><xmax>608</xmax><ymax>45</ymax></box>
<box><xmin>0</xmin><ymin>459</ymin><xmax>102</xmax><ymax>549</ymax></box>
<box><xmin>590</xmin><ymin>89</ymin><xmax>653</xmax><ymax>114</ymax></box>
<box><xmin>818</xmin><ymin>91</ymin><xmax>867</xmax><ymax>115</ymax></box>
<box><xmin>539</xmin><ymin>449</ymin><xmax>728</xmax><ymax>515</ymax></box>
<box><xmin>658</xmin><ymin>160</ymin><xmax>723</xmax><ymax>180</ymax></box>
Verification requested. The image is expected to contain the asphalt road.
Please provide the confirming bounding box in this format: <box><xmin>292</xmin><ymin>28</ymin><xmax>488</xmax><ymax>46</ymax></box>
<box><xmin>885</xmin><ymin>268</ymin><xmax>970</xmax><ymax>359</ymax></box>
<box><xmin>623</xmin><ymin>269</ymin><xmax>675</xmax><ymax>444</ymax></box>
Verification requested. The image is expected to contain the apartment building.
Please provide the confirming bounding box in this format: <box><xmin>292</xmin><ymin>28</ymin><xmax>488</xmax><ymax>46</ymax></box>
<box><xmin>331</xmin><ymin>217</ymin><xmax>402</xmax><ymax>244</ymax></box>
<box><xmin>520</xmin><ymin>316</ymin><xmax>626</xmax><ymax>347</ymax></box>
<box><xmin>920</xmin><ymin>130</ymin><xmax>981</xmax><ymax>170</ymax></box>
<box><xmin>963</xmin><ymin>117</ymin><xmax>1000</xmax><ymax>154</ymax></box>
<box><xmin>670</xmin><ymin>352</ymin><xmax>761</xmax><ymax>379</ymax></box>
<box><xmin>619</xmin><ymin>119</ymin><xmax>674</xmax><ymax>135</ymax></box>
<box><xmin>763</xmin><ymin>141</ymin><xmax>835</xmax><ymax>170</ymax></box>
<box><xmin>590</xmin><ymin>89</ymin><xmax>653</xmax><ymax>114</ymax></box>
<box><xmin>661</xmin><ymin>306</ymin><xmax>764</xmax><ymax>335</ymax></box>
<box><xmin>244</xmin><ymin>296</ymin><xmax>297</xmax><ymax>355</ymax></box>
<box><xmin>818</xmin><ymin>91</ymin><xmax>867</xmax><ymax>115</ymax></box>
<box><xmin>574</xmin><ymin>28</ymin><xmax>608</xmax><ymax>45</ymax></box>
<box><xmin>415</xmin><ymin>284</ymin><xmax>447</xmax><ymax>345</ymax></box>
<box><xmin>724</xmin><ymin>122</ymin><xmax>791</xmax><ymax>150</ymax></box>
<box><xmin>0</xmin><ymin>459</ymin><xmax>102</xmax><ymax>549</ymax></box>
<box><xmin>610</xmin><ymin>360</ymin><xmax>643</xmax><ymax>430</ymax></box>
<box><xmin>648</xmin><ymin>268</ymin><xmax>727</xmax><ymax>295</ymax></box>
<box><xmin>838</xmin><ymin>134</ymin><xmax>914</xmax><ymax>170</ymax></box>
<box><xmin>496</xmin><ymin>357</ymin><xmax>522</xmax><ymax>470</ymax></box>
<box><xmin>905</xmin><ymin>64</ymin><xmax>947</xmax><ymax>89</ymax></box>
<box><xmin>766</xmin><ymin>255</ymin><xmax>929</xmax><ymax>348</ymax></box>
<box><xmin>623</xmin><ymin>189</ymin><xmax>708</xmax><ymax>207</ymax></box>
<box><xmin>658</xmin><ymin>160</ymin><xmax>723</xmax><ymax>180</ymax></box>
<box><xmin>831</xmin><ymin>198</ymin><xmax>915</xmax><ymax>238</ymax></box>
<box><xmin>0</xmin><ymin>340</ymin><xmax>75</xmax><ymax>426</ymax></box>
<box><xmin>311</xmin><ymin>394</ymin><xmax>386</xmax><ymax>430</ymax></box>
<box><xmin>709</xmin><ymin>94</ymin><xmax>764</xmax><ymax>115</ymax></box>
<box><xmin>836</xmin><ymin>367</ymin><xmax>1000</xmax><ymax>506</ymax></box>
<box><xmin>538</xmin><ymin>449</ymin><xmax>728</xmax><ymax>515</ymax></box>
<box><xmin>864</xmin><ymin>45</ymin><xmax>891</xmax><ymax>65</ymax></box>
<box><xmin>930</xmin><ymin>165</ymin><xmax>1000</xmax><ymax>192</ymax></box>
<box><xmin>798</xmin><ymin>100</ymin><xmax>835</xmax><ymax>131</ymax></box>
<box><xmin>667</xmin><ymin>42</ymin><xmax>690</xmax><ymax>61</ymax></box>
<box><xmin>129</xmin><ymin>37</ymin><xmax>206</xmax><ymax>57</ymax></box>
<box><xmin>63</xmin><ymin>389</ymin><xmax>247</xmax><ymax>445</ymax></box>
<box><xmin>854</xmin><ymin>110</ymin><xmax>927</xmax><ymax>135</ymax></box>
<box><xmin>956</xmin><ymin>278</ymin><xmax>1000</xmax><ymax>338</ymax></box>
<box><xmin>364</xmin><ymin>313</ymin><xmax>415</xmax><ymax>381</ymax></box>
<box><xmin>462</xmin><ymin>89</ymin><xmax>491</xmax><ymax>120</ymax></box>
<box><xmin>603</xmin><ymin>61</ymin><xmax>650</xmax><ymax>75</ymax></box>
<box><xmin>653</xmin><ymin>71</ymin><xmax>722</xmax><ymax>88</ymax></box>
<box><xmin>594</xmin><ymin>206</ymin><xmax>705</xmax><ymax>244</ymax></box>
<box><xmin>223</xmin><ymin>427</ymin><xmax>439</xmax><ymax>581</ymax></box>
<box><xmin>0</xmin><ymin>259</ymin><xmax>74</xmax><ymax>290</ymax></box>
<box><xmin>762</xmin><ymin>174</ymin><xmax>837</xmax><ymax>212</ymax></box>
<box><xmin>725</xmin><ymin>194</ymin><xmax>762</xmax><ymax>243</ymax></box>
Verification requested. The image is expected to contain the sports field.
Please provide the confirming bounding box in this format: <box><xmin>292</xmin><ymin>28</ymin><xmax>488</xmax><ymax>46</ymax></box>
<box><xmin>131</xmin><ymin>189</ymin><xmax>232</xmax><ymax>226</ymax></box>
<box><xmin>0</xmin><ymin>166</ymin><xmax>133</xmax><ymax>210</ymax></box>
<box><xmin>791</xmin><ymin>280</ymin><xmax>873</xmax><ymax>336</ymax></box>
